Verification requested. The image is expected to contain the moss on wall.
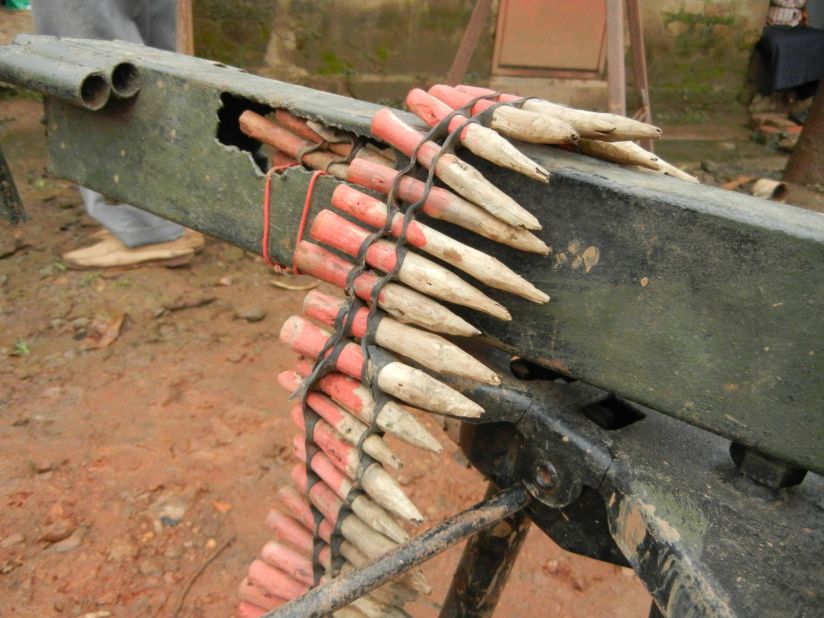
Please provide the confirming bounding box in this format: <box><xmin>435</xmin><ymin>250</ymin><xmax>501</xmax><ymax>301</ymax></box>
<box><xmin>193</xmin><ymin>0</ymin><xmax>493</xmax><ymax>105</ymax></box>
<box><xmin>194</xmin><ymin>0</ymin><xmax>278</xmax><ymax>69</ymax></box>
<box><xmin>639</xmin><ymin>0</ymin><xmax>767</xmax><ymax>122</ymax></box>
<box><xmin>193</xmin><ymin>0</ymin><xmax>767</xmax><ymax>119</ymax></box>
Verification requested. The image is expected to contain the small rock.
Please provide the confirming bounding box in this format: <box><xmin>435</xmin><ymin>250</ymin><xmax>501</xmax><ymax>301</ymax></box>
<box><xmin>226</xmin><ymin>351</ymin><xmax>246</xmax><ymax>364</ymax></box>
<box><xmin>138</xmin><ymin>559</ymin><xmax>163</xmax><ymax>577</ymax></box>
<box><xmin>71</xmin><ymin>317</ymin><xmax>90</xmax><ymax>329</ymax></box>
<box><xmin>0</xmin><ymin>533</ymin><xmax>24</xmax><ymax>548</ymax></box>
<box><xmin>108</xmin><ymin>538</ymin><xmax>139</xmax><ymax>562</ymax></box>
<box><xmin>39</xmin><ymin>520</ymin><xmax>75</xmax><ymax>543</ymax></box>
<box><xmin>204</xmin><ymin>538</ymin><xmax>217</xmax><ymax>550</ymax></box>
<box><xmin>163</xmin><ymin>544</ymin><xmax>183</xmax><ymax>559</ymax></box>
<box><xmin>52</xmin><ymin>528</ymin><xmax>84</xmax><ymax>553</ymax></box>
<box><xmin>217</xmin><ymin>275</ymin><xmax>233</xmax><ymax>286</ymax></box>
<box><xmin>159</xmin><ymin>516</ymin><xmax>180</xmax><ymax>527</ymax></box>
<box><xmin>34</xmin><ymin>460</ymin><xmax>54</xmax><ymax>474</ymax></box>
<box><xmin>234</xmin><ymin>305</ymin><xmax>266</xmax><ymax>323</ymax></box>
<box><xmin>76</xmin><ymin>611</ymin><xmax>111</xmax><ymax>618</ymax></box>
<box><xmin>147</xmin><ymin>493</ymin><xmax>188</xmax><ymax>532</ymax></box>
<box><xmin>700</xmin><ymin>159</ymin><xmax>718</xmax><ymax>174</ymax></box>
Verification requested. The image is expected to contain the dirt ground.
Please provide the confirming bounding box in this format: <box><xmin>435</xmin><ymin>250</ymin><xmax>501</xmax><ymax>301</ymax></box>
<box><xmin>2</xmin><ymin>17</ymin><xmax>821</xmax><ymax>616</ymax></box>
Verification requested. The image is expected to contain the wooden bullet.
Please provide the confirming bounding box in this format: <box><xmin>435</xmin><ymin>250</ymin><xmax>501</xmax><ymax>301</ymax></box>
<box><xmin>577</xmin><ymin>138</ymin><xmax>661</xmax><ymax>170</ymax></box>
<box><xmin>275</xmin><ymin>108</ymin><xmax>394</xmax><ymax>167</ymax></box>
<box><xmin>291</xmin><ymin>434</ymin><xmax>410</xmax><ymax>543</ymax></box>
<box><xmin>455</xmin><ymin>84</ymin><xmax>663</xmax><ymax>141</ymax></box>
<box><xmin>306</xmin><ymin>118</ymin><xmax>396</xmax><ymax>166</ymax></box>
<box><xmin>294</xmin><ymin>241</ymin><xmax>479</xmax><ymax>337</ymax></box>
<box><xmin>311</xmin><ymin>209</ymin><xmax>511</xmax><ymax>321</ymax></box>
<box><xmin>288</xmin><ymin>413</ymin><xmax>419</xmax><ymax>526</ymax></box>
<box><xmin>347</xmin><ymin>595</ymin><xmax>410</xmax><ymax>618</ymax></box>
<box><xmin>405</xmin><ymin>88</ymin><xmax>550</xmax><ymax>182</ymax></box>
<box><xmin>238</xmin><ymin>577</ymin><xmax>286</xmax><ymax>611</ymax></box>
<box><xmin>347</xmin><ymin>158</ymin><xmax>549</xmax><ymax>254</ymax></box>
<box><xmin>290</xmin><ymin>464</ymin><xmax>409</xmax><ymax>556</ymax></box>
<box><xmin>333</xmin><ymin>608</ymin><xmax>368</xmax><ymax>618</ymax></box>
<box><xmin>238</xmin><ymin>110</ymin><xmax>348</xmax><ymax>179</ymax></box>
<box><xmin>249</xmin><ymin>556</ymin><xmax>383</xmax><ymax>617</ymax></box>
<box><xmin>289</xmin><ymin>467</ymin><xmax>412</xmax><ymax>565</ymax></box>
<box><xmin>266</xmin><ymin>507</ymin><xmax>319</xmax><ymax>554</ymax></box>
<box><xmin>278</xmin><ymin>370</ymin><xmax>403</xmax><ymax>470</ymax></box>
<box><xmin>303</xmin><ymin>289</ymin><xmax>501</xmax><ymax>383</ymax></box>
<box><xmin>269</xmin><ymin>147</ymin><xmax>296</xmax><ymax>167</ymax></box>
<box><xmin>429</xmin><ymin>84</ymin><xmax>579</xmax><ymax>146</ymax></box>
<box><xmin>237</xmin><ymin>600</ymin><xmax>269</xmax><ymax>618</ymax></box>
<box><xmin>260</xmin><ymin>540</ymin><xmax>408</xmax><ymax>617</ymax></box>
<box><xmin>261</xmin><ymin>540</ymin><xmax>315</xmax><ymax>586</ymax></box>
<box><xmin>264</xmin><ymin>508</ymin><xmax>420</xmax><ymax>603</ymax></box>
<box><xmin>278</xmin><ymin>484</ymin><xmax>399</xmax><ymax>560</ymax></box>
<box><xmin>278</xmin><ymin>485</ymin><xmax>336</xmax><ymax>538</ymax></box>
<box><xmin>371</xmin><ymin>109</ymin><xmax>541</xmax><ymax>230</ymax></box>
<box><xmin>293</xmin><ymin>359</ymin><xmax>442</xmax><ymax>453</ymax></box>
<box><xmin>331</xmin><ymin>184</ymin><xmax>549</xmax><ymax>303</ymax></box>
<box><xmin>289</xmin><ymin>407</ymin><xmax>425</xmax><ymax>523</ymax></box>
<box><xmin>248</xmin><ymin>559</ymin><xmax>309</xmax><ymax>601</ymax></box>
<box><xmin>576</xmin><ymin>139</ymin><xmax>698</xmax><ymax>182</ymax></box>
<box><xmin>280</xmin><ymin>315</ymin><xmax>485</xmax><ymax>418</ymax></box>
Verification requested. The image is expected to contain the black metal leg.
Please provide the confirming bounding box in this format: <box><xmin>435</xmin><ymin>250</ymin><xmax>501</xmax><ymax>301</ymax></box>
<box><xmin>439</xmin><ymin>483</ymin><xmax>532</xmax><ymax>618</ymax></box>
<box><xmin>0</xmin><ymin>144</ymin><xmax>26</xmax><ymax>225</ymax></box>
<box><xmin>266</xmin><ymin>484</ymin><xmax>531</xmax><ymax>617</ymax></box>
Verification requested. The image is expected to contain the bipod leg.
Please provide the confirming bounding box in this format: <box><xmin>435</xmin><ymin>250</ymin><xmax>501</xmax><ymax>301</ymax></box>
<box><xmin>440</xmin><ymin>482</ymin><xmax>532</xmax><ymax>618</ymax></box>
<box><xmin>264</xmin><ymin>484</ymin><xmax>531</xmax><ymax>617</ymax></box>
<box><xmin>0</xmin><ymin>144</ymin><xmax>26</xmax><ymax>225</ymax></box>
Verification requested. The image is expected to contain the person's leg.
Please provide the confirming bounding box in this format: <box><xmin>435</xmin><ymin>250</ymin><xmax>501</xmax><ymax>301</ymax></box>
<box><xmin>31</xmin><ymin>0</ymin><xmax>185</xmax><ymax>248</ymax></box>
<box><xmin>139</xmin><ymin>0</ymin><xmax>177</xmax><ymax>52</ymax></box>
<box><xmin>79</xmin><ymin>188</ymin><xmax>188</xmax><ymax>248</ymax></box>
<box><xmin>31</xmin><ymin>0</ymin><xmax>142</xmax><ymax>42</ymax></box>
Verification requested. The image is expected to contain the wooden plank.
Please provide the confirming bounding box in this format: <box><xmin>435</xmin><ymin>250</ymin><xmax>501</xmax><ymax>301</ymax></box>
<box><xmin>177</xmin><ymin>0</ymin><xmax>194</xmax><ymax>55</ymax></box>
<box><xmin>493</xmin><ymin>0</ymin><xmax>606</xmax><ymax>72</ymax></box>
<box><xmin>606</xmin><ymin>0</ymin><xmax>626</xmax><ymax>115</ymax></box>
<box><xmin>447</xmin><ymin>0</ymin><xmax>494</xmax><ymax>86</ymax></box>
<box><xmin>626</xmin><ymin>0</ymin><xmax>653</xmax><ymax>151</ymax></box>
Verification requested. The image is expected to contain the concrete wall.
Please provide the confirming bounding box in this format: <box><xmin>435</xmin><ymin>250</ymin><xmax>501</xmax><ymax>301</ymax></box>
<box><xmin>195</xmin><ymin>0</ymin><xmax>493</xmax><ymax>107</ymax></box>
<box><xmin>194</xmin><ymin>0</ymin><xmax>769</xmax><ymax>118</ymax></box>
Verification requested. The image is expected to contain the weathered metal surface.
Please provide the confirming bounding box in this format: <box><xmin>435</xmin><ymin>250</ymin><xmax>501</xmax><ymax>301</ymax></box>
<box><xmin>0</xmin><ymin>144</ymin><xmax>26</xmax><ymax>224</ymax></box>
<box><xmin>440</xmin><ymin>483</ymin><xmax>532</xmax><ymax>618</ymax></box>
<box><xmin>0</xmin><ymin>44</ymin><xmax>110</xmax><ymax>110</ymax></box>
<box><xmin>4</xmin><ymin>38</ymin><xmax>823</xmax><ymax>473</ymax></box>
<box><xmin>14</xmin><ymin>35</ymin><xmax>141</xmax><ymax>98</ymax></box>
<box><xmin>264</xmin><ymin>484</ymin><xmax>532</xmax><ymax>617</ymax></box>
<box><xmin>459</xmin><ymin>359</ymin><xmax>824</xmax><ymax>618</ymax></box>
<box><xmin>459</xmin><ymin>147</ymin><xmax>824</xmax><ymax>476</ymax></box>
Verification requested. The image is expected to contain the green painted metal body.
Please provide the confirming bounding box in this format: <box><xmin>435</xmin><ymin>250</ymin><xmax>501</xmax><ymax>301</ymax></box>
<box><xmin>3</xmin><ymin>38</ymin><xmax>822</xmax><ymax>474</ymax></box>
